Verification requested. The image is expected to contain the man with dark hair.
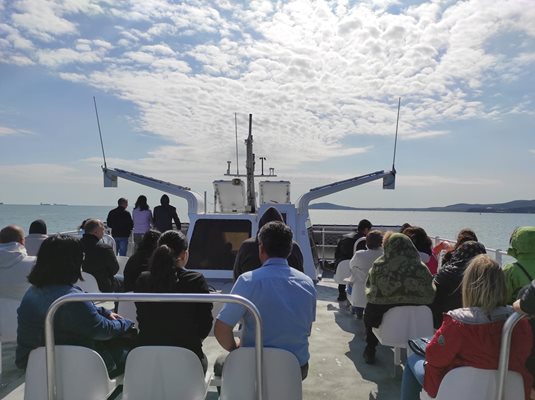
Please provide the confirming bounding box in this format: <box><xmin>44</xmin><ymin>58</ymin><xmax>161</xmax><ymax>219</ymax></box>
<box><xmin>0</xmin><ymin>225</ymin><xmax>36</xmax><ymax>299</ymax></box>
<box><xmin>80</xmin><ymin>219</ymin><xmax>123</xmax><ymax>292</ymax></box>
<box><xmin>153</xmin><ymin>194</ymin><xmax>181</xmax><ymax>233</ymax></box>
<box><xmin>215</xmin><ymin>221</ymin><xmax>316</xmax><ymax>379</ymax></box>
<box><xmin>106</xmin><ymin>197</ymin><xmax>133</xmax><ymax>256</ymax></box>
<box><xmin>333</xmin><ymin>218</ymin><xmax>372</xmax><ymax>301</ymax></box>
<box><xmin>233</xmin><ymin>206</ymin><xmax>303</xmax><ymax>281</ymax></box>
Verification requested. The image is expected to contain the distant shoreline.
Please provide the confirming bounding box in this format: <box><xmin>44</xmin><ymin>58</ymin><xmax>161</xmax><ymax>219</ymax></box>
<box><xmin>309</xmin><ymin>201</ymin><xmax>535</xmax><ymax>214</ymax></box>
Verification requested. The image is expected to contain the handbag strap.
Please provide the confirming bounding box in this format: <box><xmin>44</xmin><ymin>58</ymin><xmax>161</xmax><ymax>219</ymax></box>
<box><xmin>516</xmin><ymin>262</ymin><xmax>533</xmax><ymax>281</ymax></box>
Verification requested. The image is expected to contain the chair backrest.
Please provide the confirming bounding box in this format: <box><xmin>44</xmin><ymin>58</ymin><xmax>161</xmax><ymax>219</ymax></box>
<box><xmin>373</xmin><ymin>305</ymin><xmax>434</xmax><ymax>348</ymax></box>
<box><xmin>433</xmin><ymin>366</ymin><xmax>525</xmax><ymax>400</ymax></box>
<box><xmin>122</xmin><ymin>346</ymin><xmax>208</xmax><ymax>400</ymax></box>
<box><xmin>333</xmin><ymin>260</ymin><xmax>351</xmax><ymax>284</ymax></box>
<box><xmin>353</xmin><ymin>236</ymin><xmax>367</xmax><ymax>254</ymax></box>
<box><xmin>24</xmin><ymin>346</ymin><xmax>114</xmax><ymax>400</ymax></box>
<box><xmin>77</xmin><ymin>272</ymin><xmax>101</xmax><ymax>293</ymax></box>
<box><xmin>117</xmin><ymin>296</ymin><xmax>138</xmax><ymax>325</ymax></box>
<box><xmin>116</xmin><ymin>256</ymin><xmax>129</xmax><ymax>275</ymax></box>
<box><xmin>220</xmin><ymin>347</ymin><xmax>302</xmax><ymax>400</ymax></box>
<box><xmin>0</xmin><ymin>298</ymin><xmax>20</xmax><ymax>341</ymax></box>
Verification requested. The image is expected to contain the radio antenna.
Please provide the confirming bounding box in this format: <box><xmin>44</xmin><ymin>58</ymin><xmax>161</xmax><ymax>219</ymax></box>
<box><xmin>392</xmin><ymin>97</ymin><xmax>401</xmax><ymax>172</ymax></box>
<box><xmin>93</xmin><ymin>96</ymin><xmax>107</xmax><ymax>170</ymax></box>
<box><xmin>234</xmin><ymin>113</ymin><xmax>240</xmax><ymax>175</ymax></box>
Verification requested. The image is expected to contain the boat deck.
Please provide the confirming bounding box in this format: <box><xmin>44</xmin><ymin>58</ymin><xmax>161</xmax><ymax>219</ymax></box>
<box><xmin>1</xmin><ymin>276</ymin><xmax>402</xmax><ymax>400</ymax></box>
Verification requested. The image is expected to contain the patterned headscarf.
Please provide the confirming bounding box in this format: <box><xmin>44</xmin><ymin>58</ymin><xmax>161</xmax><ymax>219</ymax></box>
<box><xmin>446</xmin><ymin>241</ymin><xmax>486</xmax><ymax>269</ymax></box>
<box><xmin>366</xmin><ymin>233</ymin><xmax>435</xmax><ymax>305</ymax></box>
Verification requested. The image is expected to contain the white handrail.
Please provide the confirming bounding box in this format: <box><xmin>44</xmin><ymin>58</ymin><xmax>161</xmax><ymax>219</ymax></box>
<box><xmin>44</xmin><ymin>293</ymin><xmax>263</xmax><ymax>400</ymax></box>
<box><xmin>496</xmin><ymin>312</ymin><xmax>525</xmax><ymax>400</ymax></box>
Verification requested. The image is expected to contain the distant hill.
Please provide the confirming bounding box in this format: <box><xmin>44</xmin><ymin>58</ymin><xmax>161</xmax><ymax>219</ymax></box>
<box><xmin>309</xmin><ymin>200</ymin><xmax>535</xmax><ymax>214</ymax></box>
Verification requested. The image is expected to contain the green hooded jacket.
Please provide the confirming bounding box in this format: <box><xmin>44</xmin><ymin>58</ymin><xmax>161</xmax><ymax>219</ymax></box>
<box><xmin>366</xmin><ymin>233</ymin><xmax>435</xmax><ymax>305</ymax></box>
<box><xmin>503</xmin><ymin>226</ymin><xmax>535</xmax><ymax>303</ymax></box>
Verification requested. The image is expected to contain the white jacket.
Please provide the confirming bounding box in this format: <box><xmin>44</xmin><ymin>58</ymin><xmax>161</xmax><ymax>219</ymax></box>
<box><xmin>0</xmin><ymin>242</ymin><xmax>36</xmax><ymax>300</ymax></box>
<box><xmin>348</xmin><ymin>248</ymin><xmax>383</xmax><ymax>308</ymax></box>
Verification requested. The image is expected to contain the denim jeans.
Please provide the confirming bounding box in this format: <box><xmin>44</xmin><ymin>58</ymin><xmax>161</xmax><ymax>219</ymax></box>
<box><xmin>400</xmin><ymin>353</ymin><xmax>425</xmax><ymax>400</ymax></box>
<box><xmin>115</xmin><ymin>237</ymin><xmax>129</xmax><ymax>256</ymax></box>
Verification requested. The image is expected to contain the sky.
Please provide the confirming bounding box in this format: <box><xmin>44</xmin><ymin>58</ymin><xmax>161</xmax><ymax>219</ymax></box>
<box><xmin>0</xmin><ymin>0</ymin><xmax>534</xmax><ymax>214</ymax></box>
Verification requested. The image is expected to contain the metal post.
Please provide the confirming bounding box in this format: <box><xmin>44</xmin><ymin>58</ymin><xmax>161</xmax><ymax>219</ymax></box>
<box><xmin>321</xmin><ymin>227</ymin><xmax>326</xmax><ymax>261</ymax></box>
<box><xmin>44</xmin><ymin>293</ymin><xmax>264</xmax><ymax>400</ymax></box>
<box><xmin>495</xmin><ymin>249</ymin><xmax>502</xmax><ymax>266</ymax></box>
<box><xmin>496</xmin><ymin>312</ymin><xmax>525</xmax><ymax>400</ymax></box>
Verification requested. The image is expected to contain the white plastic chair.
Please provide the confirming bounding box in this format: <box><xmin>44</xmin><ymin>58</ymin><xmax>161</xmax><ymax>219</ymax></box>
<box><xmin>333</xmin><ymin>260</ymin><xmax>351</xmax><ymax>285</ymax></box>
<box><xmin>0</xmin><ymin>298</ymin><xmax>20</xmax><ymax>375</ymax></box>
<box><xmin>122</xmin><ymin>346</ymin><xmax>210</xmax><ymax>400</ymax></box>
<box><xmin>419</xmin><ymin>366</ymin><xmax>525</xmax><ymax>400</ymax></box>
<box><xmin>76</xmin><ymin>272</ymin><xmax>101</xmax><ymax>293</ymax></box>
<box><xmin>116</xmin><ymin>256</ymin><xmax>129</xmax><ymax>275</ymax></box>
<box><xmin>117</xmin><ymin>298</ymin><xmax>138</xmax><ymax>325</ymax></box>
<box><xmin>24</xmin><ymin>345</ymin><xmax>116</xmax><ymax>400</ymax></box>
<box><xmin>372</xmin><ymin>306</ymin><xmax>434</xmax><ymax>372</ymax></box>
<box><xmin>220</xmin><ymin>347</ymin><xmax>302</xmax><ymax>400</ymax></box>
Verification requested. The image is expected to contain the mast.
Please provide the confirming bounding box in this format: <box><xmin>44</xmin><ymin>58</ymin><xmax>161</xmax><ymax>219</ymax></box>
<box><xmin>245</xmin><ymin>114</ymin><xmax>256</xmax><ymax>212</ymax></box>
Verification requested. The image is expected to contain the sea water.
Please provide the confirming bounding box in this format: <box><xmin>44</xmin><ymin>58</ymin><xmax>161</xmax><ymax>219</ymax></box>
<box><xmin>1</xmin><ymin>204</ymin><xmax>534</xmax><ymax>252</ymax></box>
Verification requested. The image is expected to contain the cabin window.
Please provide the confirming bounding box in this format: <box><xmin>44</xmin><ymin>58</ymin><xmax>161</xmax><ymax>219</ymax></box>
<box><xmin>187</xmin><ymin>219</ymin><xmax>252</xmax><ymax>270</ymax></box>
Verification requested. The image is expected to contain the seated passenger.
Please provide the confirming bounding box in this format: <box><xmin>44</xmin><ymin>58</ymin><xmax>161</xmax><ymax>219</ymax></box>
<box><xmin>400</xmin><ymin>254</ymin><xmax>532</xmax><ymax>400</ymax></box>
<box><xmin>123</xmin><ymin>229</ymin><xmax>161</xmax><ymax>292</ymax></box>
<box><xmin>334</xmin><ymin>219</ymin><xmax>372</xmax><ymax>301</ymax></box>
<box><xmin>402</xmin><ymin>226</ymin><xmax>438</xmax><ymax>275</ymax></box>
<box><xmin>363</xmin><ymin>233</ymin><xmax>435</xmax><ymax>364</ymax></box>
<box><xmin>433</xmin><ymin>228</ymin><xmax>478</xmax><ymax>266</ymax></box>
<box><xmin>348</xmin><ymin>230</ymin><xmax>384</xmax><ymax>318</ymax></box>
<box><xmin>134</xmin><ymin>230</ymin><xmax>213</xmax><ymax>373</ymax></box>
<box><xmin>503</xmin><ymin>226</ymin><xmax>535</xmax><ymax>304</ymax></box>
<box><xmin>0</xmin><ymin>225</ymin><xmax>36</xmax><ymax>300</ymax></box>
<box><xmin>430</xmin><ymin>241</ymin><xmax>486</xmax><ymax>328</ymax></box>
<box><xmin>514</xmin><ymin>279</ymin><xmax>535</xmax><ymax>397</ymax></box>
<box><xmin>233</xmin><ymin>207</ymin><xmax>303</xmax><ymax>281</ymax></box>
<box><xmin>16</xmin><ymin>235</ymin><xmax>134</xmax><ymax>377</ymax></box>
<box><xmin>80</xmin><ymin>219</ymin><xmax>123</xmax><ymax>292</ymax></box>
<box><xmin>216</xmin><ymin>221</ymin><xmax>316</xmax><ymax>380</ymax></box>
<box><xmin>24</xmin><ymin>219</ymin><xmax>48</xmax><ymax>256</ymax></box>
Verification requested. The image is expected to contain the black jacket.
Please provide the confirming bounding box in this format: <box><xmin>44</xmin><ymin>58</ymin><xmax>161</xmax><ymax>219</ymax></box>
<box><xmin>123</xmin><ymin>251</ymin><xmax>151</xmax><ymax>292</ymax></box>
<box><xmin>334</xmin><ymin>231</ymin><xmax>366</xmax><ymax>265</ymax></box>
<box><xmin>520</xmin><ymin>280</ymin><xmax>535</xmax><ymax>314</ymax></box>
<box><xmin>233</xmin><ymin>239</ymin><xmax>304</xmax><ymax>281</ymax></box>
<box><xmin>153</xmin><ymin>205</ymin><xmax>181</xmax><ymax>232</ymax></box>
<box><xmin>134</xmin><ymin>269</ymin><xmax>213</xmax><ymax>362</ymax></box>
<box><xmin>106</xmin><ymin>206</ymin><xmax>133</xmax><ymax>238</ymax></box>
<box><xmin>80</xmin><ymin>234</ymin><xmax>121</xmax><ymax>292</ymax></box>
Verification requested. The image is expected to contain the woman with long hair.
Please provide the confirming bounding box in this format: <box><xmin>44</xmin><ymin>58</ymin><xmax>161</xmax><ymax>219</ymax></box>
<box><xmin>132</xmin><ymin>195</ymin><xmax>152</xmax><ymax>250</ymax></box>
<box><xmin>123</xmin><ymin>229</ymin><xmax>161</xmax><ymax>291</ymax></box>
<box><xmin>134</xmin><ymin>230</ymin><xmax>213</xmax><ymax>372</ymax></box>
<box><xmin>400</xmin><ymin>254</ymin><xmax>532</xmax><ymax>400</ymax></box>
<box><xmin>16</xmin><ymin>235</ymin><xmax>134</xmax><ymax>377</ymax></box>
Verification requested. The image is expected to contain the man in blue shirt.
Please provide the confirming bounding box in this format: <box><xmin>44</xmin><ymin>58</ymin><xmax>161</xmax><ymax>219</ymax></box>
<box><xmin>215</xmin><ymin>221</ymin><xmax>316</xmax><ymax>379</ymax></box>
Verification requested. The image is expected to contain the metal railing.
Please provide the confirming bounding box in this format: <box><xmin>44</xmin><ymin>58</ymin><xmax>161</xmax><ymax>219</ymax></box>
<box><xmin>431</xmin><ymin>236</ymin><xmax>507</xmax><ymax>266</ymax></box>
<box><xmin>496</xmin><ymin>312</ymin><xmax>525</xmax><ymax>400</ymax></box>
<box><xmin>44</xmin><ymin>293</ymin><xmax>264</xmax><ymax>400</ymax></box>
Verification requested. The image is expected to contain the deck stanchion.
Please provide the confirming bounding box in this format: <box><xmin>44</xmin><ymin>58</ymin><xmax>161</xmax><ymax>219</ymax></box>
<box><xmin>44</xmin><ymin>293</ymin><xmax>264</xmax><ymax>400</ymax></box>
<box><xmin>496</xmin><ymin>312</ymin><xmax>524</xmax><ymax>400</ymax></box>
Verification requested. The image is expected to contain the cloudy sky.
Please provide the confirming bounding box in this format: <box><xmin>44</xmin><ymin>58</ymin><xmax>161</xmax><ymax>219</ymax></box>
<box><xmin>0</xmin><ymin>0</ymin><xmax>534</xmax><ymax>212</ymax></box>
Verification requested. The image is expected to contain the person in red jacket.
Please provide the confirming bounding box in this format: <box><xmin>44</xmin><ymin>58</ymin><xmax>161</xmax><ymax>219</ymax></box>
<box><xmin>400</xmin><ymin>254</ymin><xmax>533</xmax><ymax>400</ymax></box>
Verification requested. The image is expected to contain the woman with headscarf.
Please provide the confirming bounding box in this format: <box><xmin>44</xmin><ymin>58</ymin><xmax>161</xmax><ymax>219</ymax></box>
<box><xmin>362</xmin><ymin>233</ymin><xmax>435</xmax><ymax>364</ymax></box>
<box><xmin>430</xmin><ymin>240</ymin><xmax>486</xmax><ymax>328</ymax></box>
<box><xmin>24</xmin><ymin>219</ymin><xmax>48</xmax><ymax>256</ymax></box>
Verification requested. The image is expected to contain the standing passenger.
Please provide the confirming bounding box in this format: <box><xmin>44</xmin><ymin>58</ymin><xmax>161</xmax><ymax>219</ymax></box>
<box><xmin>24</xmin><ymin>219</ymin><xmax>48</xmax><ymax>256</ymax></box>
<box><xmin>106</xmin><ymin>197</ymin><xmax>133</xmax><ymax>256</ymax></box>
<box><xmin>134</xmin><ymin>230</ymin><xmax>213</xmax><ymax>373</ymax></box>
<box><xmin>153</xmin><ymin>194</ymin><xmax>182</xmax><ymax>233</ymax></box>
<box><xmin>132</xmin><ymin>195</ymin><xmax>152</xmax><ymax>251</ymax></box>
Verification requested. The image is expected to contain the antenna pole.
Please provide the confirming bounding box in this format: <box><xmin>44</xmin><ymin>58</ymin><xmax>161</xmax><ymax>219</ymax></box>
<box><xmin>245</xmin><ymin>114</ymin><xmax>255</xmax><ymax>213</ymax></box>
<box><xmin>392</xmin><ymin>97</ymin><xmax>401</xmax><ymax>171</ymax></box>
<box><xmin>234</xmin><ymin>113</ymin><xmax>240</xmax><ymax>175</ymax></box>
<box><xmin>93</xmin><ymin>96</ymin><xmax>107</xmax><ymax>170</ymax></box>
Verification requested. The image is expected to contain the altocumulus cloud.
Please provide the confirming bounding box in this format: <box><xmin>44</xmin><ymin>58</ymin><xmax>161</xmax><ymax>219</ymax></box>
<box><xmin>0</xmin><ymin>0</ymin><xmax>534</xmax><ymax>178</ymax></box>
